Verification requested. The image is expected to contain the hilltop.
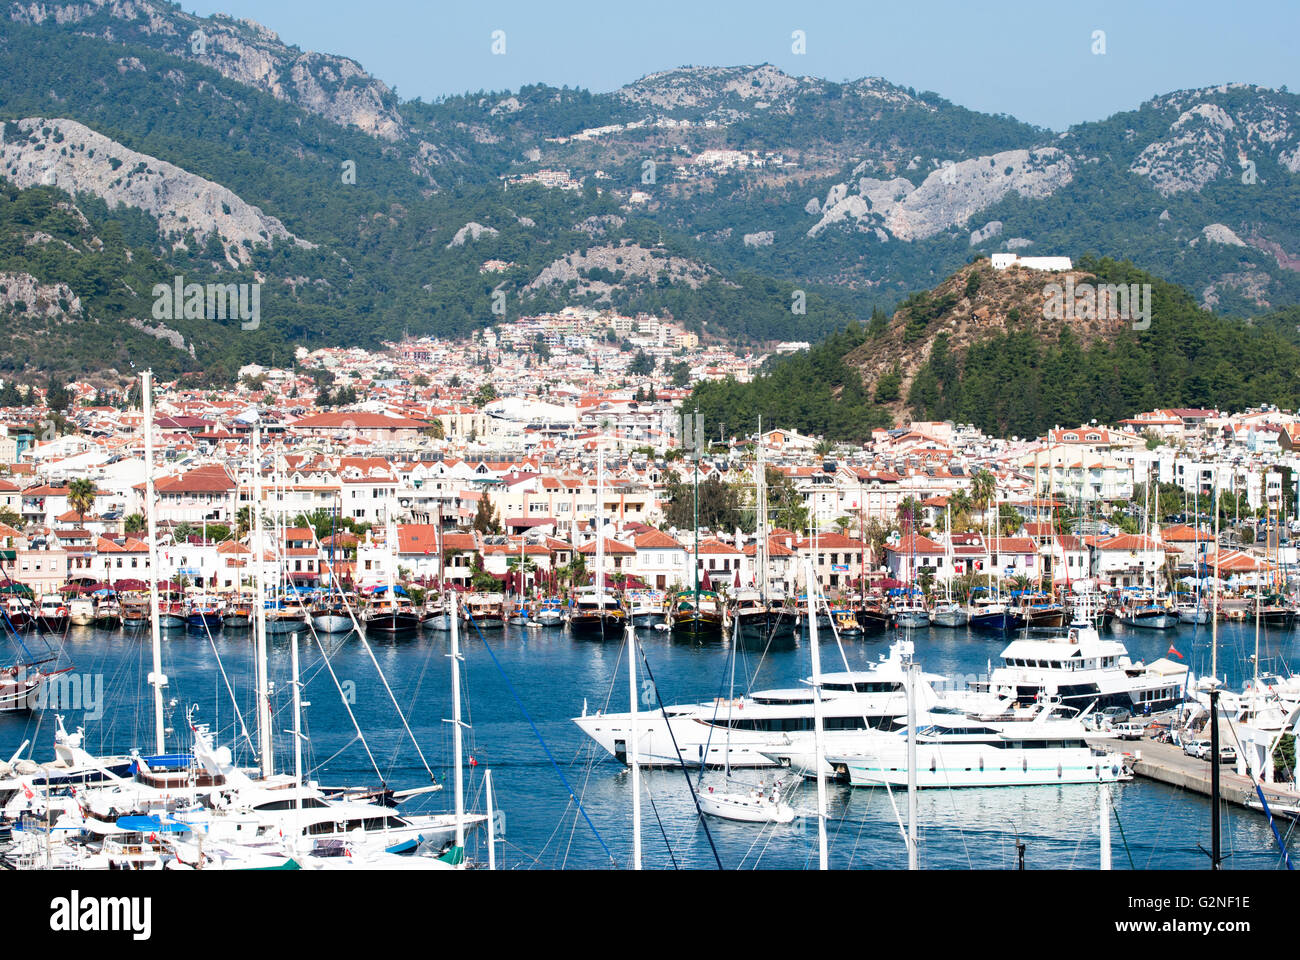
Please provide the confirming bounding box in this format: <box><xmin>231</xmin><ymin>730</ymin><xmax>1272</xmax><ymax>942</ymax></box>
<box><xmin>690</xmin><ymin>257</ymin><xmax>1300</xmax><ymax>443</ymax></box>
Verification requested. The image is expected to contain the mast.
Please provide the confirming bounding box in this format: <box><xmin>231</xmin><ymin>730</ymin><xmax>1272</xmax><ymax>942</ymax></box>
<box><xmin>756</xmin><ymin>418</ymin><xmax>768</xmax><ymax>604</ymax></box>
<box><xmin>1100</xmin><ymin>778</ymin><xmax>1111</xmax><ymax>870</ymax></box>
<box><xmin>596</xmin><ymin>448</ymin><xmax>605</xmax><ymax>605</ymax></box>
<box><xmin>450</xmin><ymin>592</ymin><xmax>465</xmax><ymax>852</ymax></box>
<box><xmin>142</xmin><ymin>370</ymin><xmax>166</xmax><ymax>755</ymax></box>
<box><xmin>627</xmin><ymin>619</ymin><xmax>641</xmax><ymax>870</ymax></box>
<box><xmin>386</xmin><ymin>497</ymin><xmax>398</xmax><ymax>626</ymax></box>
<box><xmin>252</xmin><ymin>418</ymin><xmax>273</xmax><ymax>778</ymax></box>
<box><xmin>805</xmin><ymin>557</ymin><xmax>828</xmax><ymax>870</ymax></box>
<box><xmin>1212</xmin><ymin>471</ymin><xmax>1220</xmax><ymax>683</ymax></box>
<box><xmin>1209</xmin><ymin>688</ymin><xmax>1222</xmax><ymax>870</ymax></box>
<box><xmin>906</xmin><ymin>653</ymin><xmax>918</xmax><ymax>870</ymax></box>
<box><xmin>693</xmin><ymin>409</ymin><xmax>700</xmax><ymax>609</ymax></box>
<box><xmin>291</xmin><ymin>630</ymin><xmax>303</xmax><ymax>811</ymax></box>
<box><xmin>485</xmin><ymin>768</ymin><xmax>497</xmax><ymax>871</ymax></box>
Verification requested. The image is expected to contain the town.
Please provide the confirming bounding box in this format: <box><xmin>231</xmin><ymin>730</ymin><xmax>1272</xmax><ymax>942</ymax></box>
<box><xmin>1</xmin><ymin>306</ymin><xmax>1294</xmax><ymax>613</ymax></box>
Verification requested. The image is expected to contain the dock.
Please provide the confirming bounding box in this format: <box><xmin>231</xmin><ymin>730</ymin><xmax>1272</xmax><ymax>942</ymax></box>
<box><xmin>1117</xmin><ymin>736</ymin><xmax>1300</xmax><ymax>817</ymax></box>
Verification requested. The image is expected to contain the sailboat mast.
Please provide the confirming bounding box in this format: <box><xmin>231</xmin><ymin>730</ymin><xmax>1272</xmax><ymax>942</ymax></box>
<box><xmin>757</xmin><ymin>419</ymin><xmax>768</xmax><ymax>602</ymax></box>
<box><xmin>805</xmin><ymin>557</ymin><xmax>828</xmax><ymax>871</ymax></box>
<box><xmin>292</xmin><ymin>630</ymin><xmax>303</xmax><ymax>808</ymax></box>
<box><xmin>386</xmin><ymin>498</ymin><xmax>398</xmax><ymax>623</ymax></box>
<box><xmin>693</xmin><ymin>411</ymin><xmax>700</xmax><ymax>607</ymax></box>
<box><xmin>1212</xmin><ymin>471</ymin><xmax>1220</xmax><ymax>682</ymax></box>
<box><xmin>142</xmin><ymin>370</ymin><xmax>166</xmax><ymax>756</ymax></box>
<box><xmin>252</xmin><ymin>419</ymin><xmax>273</xmax><ymax>778</ymax></box>
<box><xmin>906</xmin><ymin>655</ymin><xmax>918</xmax><ymax>870</ymax></box>
<box><xmin>627</xmin><ymin>620</ymin><xmax>641</xmax><ymax>870</ymax></box>
<box><xmin>596</xmin><ymin>448</ymin><xmax>605</xmax><ymax>599</ymax></box>
<box><xmin>1210</xmin><ymin>688</ymin><xmax>1222</xmax><ymax>870</ymax></box>
<box><xmin>1100</xmin><ymin>779</ymin><xmax>1111</xmax><ymax>870</ymax></box>
<box><xmin>485</xmin><ymin>768</ymin><xmax>497</xmax><ymax>871</ymax></box>
<box><xmin>450</xmin><ymin>593</ymin><xmax>465</xmax><ymax>850</ymax></box>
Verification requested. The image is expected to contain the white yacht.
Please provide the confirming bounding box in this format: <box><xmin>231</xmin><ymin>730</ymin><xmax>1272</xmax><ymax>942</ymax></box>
<box><xmin>574</xmin><ymin>640</ymin><xmax>986</xmax><ymax>768</ymax></box>
<box><xmin>974</xmin><ymin>622</ymin><xmax>1187</xmax><ymax>716</ymax></box>
<box><xmin>831</xmin><ymin>700</ymin><xmax>1129</xmax><ymax>789</ymax></box>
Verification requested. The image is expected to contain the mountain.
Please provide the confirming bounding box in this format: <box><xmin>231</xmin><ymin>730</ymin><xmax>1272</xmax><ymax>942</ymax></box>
<box><xmin>0</xmin><ymin>2</ymin><xmax>1297</xmax><ymax>386</ymax></box>
<box><xmin>690</xmin><ymin>256</ymin><xmax>1300</xmax><ymax>443</ymax></box>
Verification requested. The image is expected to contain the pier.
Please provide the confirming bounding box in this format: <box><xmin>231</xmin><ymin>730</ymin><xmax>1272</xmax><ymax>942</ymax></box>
<box><xmin>1119</xmin><ymin>735</ymin><xmax>1300</xmax><ymax>817</ymax></box>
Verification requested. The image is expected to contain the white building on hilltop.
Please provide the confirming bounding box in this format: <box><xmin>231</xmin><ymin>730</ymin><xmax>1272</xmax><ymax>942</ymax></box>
<box><xmin>991</xmin><ymin>253</ymin><xmax>1072</xmax><ymax>271</ymax></box>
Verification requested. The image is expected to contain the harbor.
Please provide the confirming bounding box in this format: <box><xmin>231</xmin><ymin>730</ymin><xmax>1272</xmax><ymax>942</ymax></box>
<box><xmin>2</xmin><ymin>608</ymin><xmax>1296</xmax><ymax>870</ymax></box>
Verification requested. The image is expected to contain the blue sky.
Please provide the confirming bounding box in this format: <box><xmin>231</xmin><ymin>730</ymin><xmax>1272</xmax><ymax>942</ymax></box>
<box><xmin>185</xmin><ymin>0</ymin><xmax>1297</xmax><ymax>130</ymax></box>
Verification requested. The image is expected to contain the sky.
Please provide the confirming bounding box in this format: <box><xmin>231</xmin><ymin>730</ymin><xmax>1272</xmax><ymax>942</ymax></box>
<box><xmin>183</xmin><ymin>0</ymin><xmax>1298</xmax><ymax>131</ymax></box>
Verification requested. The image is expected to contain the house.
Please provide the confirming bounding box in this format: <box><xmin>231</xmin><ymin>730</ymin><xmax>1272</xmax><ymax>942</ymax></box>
<box><xmin>631</xmin><ymin>528</ymin><xmax>689</xmax><ymax>591</ymax></box>
<box><xmin>1087</xmin><ymin>534</ymin><xmax>1172</xmax><ymax>588</ymax></box>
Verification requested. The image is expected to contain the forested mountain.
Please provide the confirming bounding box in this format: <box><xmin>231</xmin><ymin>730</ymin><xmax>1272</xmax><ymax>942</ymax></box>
<box><xmin>0</xmin><ymin>1</ymin><xmax>1297</xmax><ymax>386</ymax></box>
<box><xmin>691</xmin><ymin>258</ymin><xmax>1300</xmax><ymax>443</ymax></box>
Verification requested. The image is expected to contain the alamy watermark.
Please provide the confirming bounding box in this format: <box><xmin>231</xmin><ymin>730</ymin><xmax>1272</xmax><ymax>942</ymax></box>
<box><xmin>32</xmin><ymin>671</ymin><xmax>104</xmax><ymax>720</ymax></box>
<box><xmin>152</xmin><ymin>275</ymin><xmax>260</xmax><ymax>330</ymax></box>
<box><xmin>1042</xmin><ymin>277</ymin><xmax>1151</xmax><ymax>330</ymax></box>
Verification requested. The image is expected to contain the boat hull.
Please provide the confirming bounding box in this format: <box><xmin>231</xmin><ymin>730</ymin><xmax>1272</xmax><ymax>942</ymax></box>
<box><xmin>838</xmin><ymin>749</ymin><xmax>1127</xmax><ymax>788</ymax></box>
<box><xmin>363</xmin><ymin>613</ymin><xmax>421</xmax><ymax>636</ymax></box>
<box><xmin>1121</xmin><ymin>611</ymin><xmax>1178</xmax><ymax>630</ymax></box>
<box><xmin>671</xmin><ymin>612</ymin><xmax>723</xmax><ymax>640</ymax></box>
<box><xmin>931</xmin><ymin>609</ymin><xmax>968</xmax><ymax>628</ymax></box>
<box><xmin>698</xmin><ymin>790</ymin><xmax>796</xmax><ymax>824</ymax></box>
<box><xmin>266</xmin><ymin>616</ymin><xmax>309</xmax><ymax>636</ymax></box>
<box><xmin>855</xmin><ymin>610</ymin><xmax>891</xmax><ymax>635</ymax></box>
<box><xmin>313</xmin><ymin>614</ymin><xmax>354</xmax><ymax>633</ymax></box>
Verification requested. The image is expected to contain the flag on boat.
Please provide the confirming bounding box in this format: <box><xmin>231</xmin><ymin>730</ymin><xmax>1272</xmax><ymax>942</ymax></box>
<box><xmin>1168</xmin><ymin>644</ymin><xmax>1183</xmax><ymax>659</ymax></box>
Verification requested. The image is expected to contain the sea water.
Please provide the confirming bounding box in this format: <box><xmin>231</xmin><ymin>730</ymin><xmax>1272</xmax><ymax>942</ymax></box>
<box><xmin>1</xmin><ymin>618</ymin><xmax>1294</xmax><ymax>870</ymax></box>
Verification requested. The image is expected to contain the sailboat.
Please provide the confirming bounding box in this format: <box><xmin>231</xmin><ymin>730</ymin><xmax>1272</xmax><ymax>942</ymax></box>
<box><xmin>1118</xmin><ymin>467</ymin><xmax>1177</xmax><ymax>629</ymax></box>
<box><xmin>931</xmin><ymin>507</ymin><xmax>968</xmax><ymax>627</ymax></box>
<box><xmin>362</xmin><ymin>501</ymin><xmax>421</xmax><ymax>636</ymax></box>
<box><xmin>568</xmin><ymin>450</ymin><xmax>627</xmax><ymax>639</ymax></box>
<box><xmin>698</xmin><ymin>591</ymin><xmax>796</xmax><ymax>824</ymax></box>
<box><xmin>734</xmin><ymin>431</ymin><xmax>796</xmax><ymax>645</ymax></box>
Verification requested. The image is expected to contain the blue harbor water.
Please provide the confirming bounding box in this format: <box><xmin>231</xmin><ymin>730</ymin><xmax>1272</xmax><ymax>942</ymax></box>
<box><xmin>4</xmin><ymin>618</ymin><xmax>1296</xmax><ymax>870</ymax></box>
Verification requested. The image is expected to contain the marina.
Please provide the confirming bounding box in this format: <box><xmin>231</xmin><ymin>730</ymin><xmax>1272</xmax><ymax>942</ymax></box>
<box><xmin>2</xmin><ymin>611</ymin><xmax>1296</xmax><ymax>870</ymax></box>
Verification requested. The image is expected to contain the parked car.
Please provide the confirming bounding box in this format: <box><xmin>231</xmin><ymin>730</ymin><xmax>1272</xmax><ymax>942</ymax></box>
<box><xmin>1183</xmin><ymin>738</ymin><xmax>1212</xmax><ymax>758</ymax></box>
<box><xmin>1213</xmin><ymin>745</ymin><xmax>1238</xmax><ymax>764</ymax></box>
<box><xmin>1112</xmin><ymin>722</ymin><xmax>1146</xmax><ymax>741</ymax></box>
<box><xmin>1100</xmin><ymin>706</ymin><xmax>1131</xmax><ymax>725</ymax></box>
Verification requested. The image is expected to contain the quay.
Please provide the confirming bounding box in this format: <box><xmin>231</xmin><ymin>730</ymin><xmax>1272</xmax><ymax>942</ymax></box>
<box><xmin>1117</xmin><ymin>735</ymin><xmax>1300</xmax><ymax>818</ymax></box>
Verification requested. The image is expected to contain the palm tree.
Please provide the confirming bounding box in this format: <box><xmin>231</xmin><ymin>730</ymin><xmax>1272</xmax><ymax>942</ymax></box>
<box><xmin>67</xmin><ymin>477</ymin><xmax>95</xmax><ymax>524</ymax></box>
<box><xmin>970</xmin><ymin>469</ymin><xmax>996</xmax><ymax>520</ymax></box>
<box><xmin>123</xmin><ymin>513</ymin><xmax>146</xmax><ymax>535</ymax></box>
<box><xmin>896</xmin><ymin>496</ymin><xmax>923</xmax><ymax>530</ymax></box>
<box><xmin>814</xmin><ymin>438</ymin><xmax>834</xmax><ymax>458</ymax></box>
